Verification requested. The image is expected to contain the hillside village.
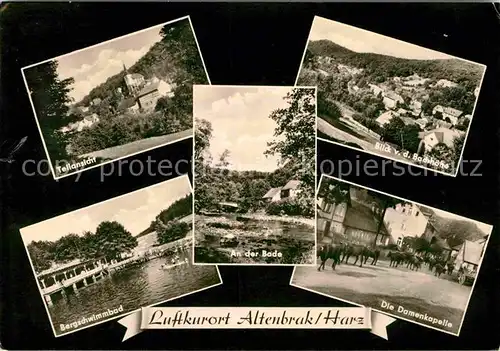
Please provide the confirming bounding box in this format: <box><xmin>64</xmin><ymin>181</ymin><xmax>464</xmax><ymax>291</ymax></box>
<box><xmin>300</xmin><ymin>40</ymin><xmax>484</xmax><ymax>171</ymax></box>
<box><xmin>60</xmin><ymin>64</ymin><xmax>175</xmax><ymax>135</ymax></box>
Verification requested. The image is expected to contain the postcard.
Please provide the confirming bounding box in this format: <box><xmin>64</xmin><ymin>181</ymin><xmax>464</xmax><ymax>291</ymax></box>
<box><xmin>291</xmin><ymin>174</ymin><xmax>493</xmax><ymax>336</ymax></box>
<box><xmin>296</xmin><ymin>16</ymin><xmax>486</xmax><ymax>176</ymax></box>
<box><xmin>20</xmin><ymin>175</ymin><xmax>222</xmax><ymax>337</ymax></box>
<box><xmin>21</xmin><ymin>16</ymin><xmax>209</xmax><ymax>180</ymax></box>
<box><xmin>193</xmin><ymin>85</ymin><xmax>317</xmax><ymax>265</ymax></box>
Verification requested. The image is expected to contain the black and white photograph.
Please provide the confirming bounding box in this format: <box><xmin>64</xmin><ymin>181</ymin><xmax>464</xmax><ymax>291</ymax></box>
<box><xmin>20</xmin><ymin>175</ymin><xmax>222</xmax><ymax>337</ymax></box>
<box><xmin>193</xmin><ymin>85</ymin><xmax>317</xmax><ymax>265</ymax></box>
<box><xmin>21</xmin><ymin>16</ymin><xmax>209</xmax><ymax>179</ymax></box>
<box><xmin>291</xmin><ymin>175</ymin><xmax>493</xmax><ymax>336</ymax></box>
<box><xmin>296</xmin><ymin>16</ymin><xmax>487</xmax><ymax>176</ymax></box>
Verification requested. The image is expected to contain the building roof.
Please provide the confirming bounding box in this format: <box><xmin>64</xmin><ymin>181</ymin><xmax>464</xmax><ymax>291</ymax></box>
<box><xmin>127</xmin><ymin>73</ymin><xmax>144</xmax><ymax>80</ymax></box>
<box><xmin>400</xmin><ymin>117</ymin><xmax>417</xmax><ymax>126</ymax></box>
<box><xmin>218</xmin><ymin>202</ymin><xmax>238</xmax><ymax>208</ymax></box>
<box><xmin>118</xmin><ymin>97</ymin><xmax>137</xmax><ymax>110</ymax></box>
<box><xmin>384</xmin><ymin>91</ymin><xmax>403</xmax><ymax>101</ymax></box>
<box><xmin>343</xmin><ymin>200</ymin><xmax>388</xmax><ymax>235</ymax></box>
<box><xmin>263</xmin><ymin>187</ymin><xmax>281</xmax><ymax>199</ymax></box>
<box><xmin>282</xmin><ymin>180</ymin><xmax>301</xmax><ymax>191</ymax></box>
<box><xmin>137</xmin><ymin>82</ymin><xmax>160</xmax><ymax>98</ymax></box>
<box><xmin>37</xmin><ymin>258</ymin><xmax>94</xmax><ymax>277</ymax></box>
<box><xmin>376</xmin><ymin>111</ymin><xmax>394</xmax><ymax>125</ymax></box>
<box><xmin>419</xmin><ymin>128</ymin><xmax>463</xmax><ymax>148</ymax></box>
<box><xmin>442</xmin><ymin>106</ymin><xmax>463</xmax><ymax>117</ymax></box>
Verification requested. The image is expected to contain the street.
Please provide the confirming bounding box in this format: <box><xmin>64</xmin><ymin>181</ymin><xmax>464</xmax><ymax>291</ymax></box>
<box><xmin>292</xmin><ymin>258</ymin><xmax>472</xmax><ymax>334</ymax></box>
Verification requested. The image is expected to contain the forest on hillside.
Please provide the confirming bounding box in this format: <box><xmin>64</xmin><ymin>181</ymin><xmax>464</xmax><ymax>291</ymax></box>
<box><xmin>307</xmin><ymin>39</ymin><xmax>484</xmax><ymax>89</ymax></box>
<box><xmin>137</xmin><ymin>194</ymin><xmax>193</xmax><ymax>238</ymax></box>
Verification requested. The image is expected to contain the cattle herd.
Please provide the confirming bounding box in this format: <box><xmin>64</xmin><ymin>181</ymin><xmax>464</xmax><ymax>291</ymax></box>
<box><xmin>317</xmin><ymin>242</ymin><xmax>456</xmax><ymax>279</ymax></box>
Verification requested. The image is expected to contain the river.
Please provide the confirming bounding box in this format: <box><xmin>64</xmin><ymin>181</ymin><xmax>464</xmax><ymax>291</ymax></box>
<box><xmin>48</xmin><ymin>245</ymin><xmax>220</xmax><ymax>336</ymax></box>
<box><xmin>195</xmin><ymin>214</ymin><xmax>316</xmax><ymax>265</ymax></box>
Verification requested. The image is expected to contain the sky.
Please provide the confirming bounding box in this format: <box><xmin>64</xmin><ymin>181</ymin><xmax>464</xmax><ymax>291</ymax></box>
<box><xmin>52</xmin><ymin>20</ymin><xmax>175</xmax><ymax>102</ymax></box>
<box><xmin>194</xmin><ymin>86</ymin><xmax>295</xmax><ymax>172</ymax></box>
<box><xmin>20</xmin><ymin>175</ymin><xmax>192</xmax><ymax>244</ymax></box>
<box><xmin>308</xmin><ymin>16</ymin><xmax>454</xmax><ymax>60</ymax></box>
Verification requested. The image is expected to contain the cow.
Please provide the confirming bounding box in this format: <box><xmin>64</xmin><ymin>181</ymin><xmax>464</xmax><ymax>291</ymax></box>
<box><xmin>446</xmin><ymin>262</ymin><xmax>454</xmax><ymax>275</ymax></box>
<box><xmin>363</xmin><ymin>248</ymin><xmax>381</xmax><ymax>266</ymax></box>
<box><xmin>318</xmin><ymin>243</ymin><xmax>344</xmax><ymax>271</ymax></box>
<box><xmin>388</xmin><ymin>251</ymin><xmax>405</xmax><ymax>268</ymax></box>
<box><xmin>407</xmin><ymin>255</ymin><xmax>423</xmax><ymax>271</ymax></box>
<box><xmin>434</xmin><ymin>263</ymin><xmax>446</xmax><ymax>277</ymax></box>
<box><xmin>342</xmin><ymin>244</ymin><xmax>368</xmax><ymax>267</ymax></box>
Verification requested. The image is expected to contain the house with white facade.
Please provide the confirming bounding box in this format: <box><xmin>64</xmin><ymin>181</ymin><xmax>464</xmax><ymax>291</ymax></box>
<box><xmin>434</xmin><ymin>79</ymin><xmax>458</xmax><ymax>88</ymax></box>
<box><xmin>384</xmin><ymin>203</ymin><xmax>429</xmax><ymax>247</ymax></box>
<box><xmin>418</xmin><ymin>127</ymin><xmax>464</xmax><ymax>152</ymax></box>
<box><xmin>376</xmin><ymin>111</ymin><xmax>395</xmax><ymax>127</ymax></box>
<box><xmin>383</xmin><ymin>91</ymin><xmax>404</xmax><ymax>109</ymax></box>
<box><xmin>262</xmin><ymin>187</ymin><xmax>282</xmax><ymax>202</ymax></box>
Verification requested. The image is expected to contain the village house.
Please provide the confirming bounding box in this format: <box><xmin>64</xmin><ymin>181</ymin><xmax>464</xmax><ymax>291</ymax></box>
<box><xmin>384</xmin><ymin>203</ymin><xmax>430</xmax><ymax>248</ymax></box>
<box><xmin>91</xmin><ymin>98</ymin><xmax>102</xmax><ymax>106</ymax></box>
<box><xmin>262</xmin><ymin>187</ymin><xmax>282</xmax><ymax>202</ymax></box>
<box><xmin>369</xmin><ymin>84</ymin><xmax>384</xmax><ymax>96</ymax></box>
<box><xmin>375</xmin><ymin>111</ymin><xmax>395</xmax><ymax>127</ymax></box>
<box><xmin>316</xmin><ymin>187</ymin><xmax>390</xmax><ymax>246</ymax></box>
<box><xmin>432</xmin><ymin>105</ymin><xmax>463</xmax><ymax>125</ymax></box>
<box><xmin>415</xmin><ymin>117</ymin><xmax>429</xmax><ymax>129</ymax></box>
<box><xmin>434</xmin><ymin>79</ymin><xmax>458</xmax><ymax>88</ymax></box>
<box><xmin>337</xmin><ymin>64</ymin><xmax>363</xmax><ymax>75</ymax></box>
<box><xmin>262</xmin><ymin>180</ymin><xmax>302</xmax><ymax>203</ymax></box>
<box><xmin>60</xmin><ymin>113</ymin><xmax>100</xmax><ymax>134</ymax></box>
<box><xmin>418</xmin><ymin>127</ymin><xmax>464</xmax><ymax>153</ymax></box>
<box><xmin>474</xmin><ymin>87</ymin><xmax>480</xmax><ymax>97</ymax></box>
<box><xmin>410</xmin><ymin>100</ymin><xmax>422</xmax><ymax>116</ymax></box>
<box><xmin>383</xmin><ymin>91</ymin><xmax>404</xmax><ymax>109</ymax></box>
<box><xmin>403</xmin><ymin>74</ymin><xmax>430</xmax><ymax>87</ymax></box>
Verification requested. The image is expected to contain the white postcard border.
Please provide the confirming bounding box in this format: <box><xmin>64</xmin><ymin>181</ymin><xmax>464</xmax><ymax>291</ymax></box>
<box><xmin>191</xmin><ymin>85</ymin><xmax>318</xmax><ymax>267</ymax></box>
<box><xmin>294</xmin><ymin>15</ymin><xmax>488</xmax><ymax>178</ymax></box>
<box><xmin>20</xmin><ymin>15</ymin><xmax>211</xmax><ymax>181</ymax></box>
<box><xmin>290</xmin><ymin>172</ymin><xmax>493</xmax><ymax>337</ymax></box>
<box><xmin>19</xmin><ymin>174</ymin><xmax>223</xmax><ymax>338</ymax></box>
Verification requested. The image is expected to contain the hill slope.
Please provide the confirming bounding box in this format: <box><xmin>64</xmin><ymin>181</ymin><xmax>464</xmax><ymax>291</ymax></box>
<box><xmin>307</xmin><ymin>39</ymin><xmax>484</xmax><ymax>86</ymax></box>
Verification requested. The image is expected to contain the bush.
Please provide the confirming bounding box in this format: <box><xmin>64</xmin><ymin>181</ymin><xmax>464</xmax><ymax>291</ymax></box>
<box><xmin>265</xmin><ymin>197</ymin><xmax>313</xmax><ymax>217</ymax></box>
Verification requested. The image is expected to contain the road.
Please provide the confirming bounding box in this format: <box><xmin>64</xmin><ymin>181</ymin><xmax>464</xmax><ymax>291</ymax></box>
<box><xmin>292</xmin><ymin>258</ymin><xmax>471</xmax><ymax>334</ymax></box>
<box><xmin>78</xmin><ymin>128</ymin><xmax>193</xmax><ymax>160</ymax></box>
<box><xmin>317</xmin><ymin>118</ymin><xmax>374</xmax><ymax>150</ymax></box>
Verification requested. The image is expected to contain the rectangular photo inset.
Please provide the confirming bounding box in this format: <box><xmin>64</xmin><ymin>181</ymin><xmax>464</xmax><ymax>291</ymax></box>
<box><xmin>296</xmin><ymin>16</ymin><xmax>487</xmax><ymax>177</ymax></box>
<box><xmin>193</xmin><ymin>85</ymin><xmax>317</xmax><ymax>265</ymax></box>
<box><xmin>291</xmin><ymin>174</ymin><xmax>493</xmax><ymax>336</ymax></box>
<box><xmin>20</xmin><ymin>175</ymin><xmax>222</xmax><ymax>337</ymax></box>
<box><xmin>21</xmin><ymin>15</ymin><xmax>210</xmax><ymax>180</ymax></box>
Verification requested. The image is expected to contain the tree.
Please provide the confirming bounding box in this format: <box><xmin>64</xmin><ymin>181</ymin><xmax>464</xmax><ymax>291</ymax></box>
<box><xmin>317</xmin><ymin>177</ymin><xmax>351</xmax><ymax>208</ymax></box>
<box><xmin>93</xmin><ymin>221</ymin><xmax>138</xmax><ymax>260</ymax></box>
<box><xmin>23</xmin><ymin>60</ymin><xmax>75</xmax><ymax>160</ymax></box>
<box><xmin>160</xmin><ymin>19</ymin><xmax>208</xmax><ymax>84</ymax></box>
<box><xmin>27</xmin><ymin>241</ymin><xmax>54</xmax><ymax>273</ymax></box>
<box><xmin>265</xmin><ymin>87</ymin><xmax>316</xmax><ymax>198</ymax></box>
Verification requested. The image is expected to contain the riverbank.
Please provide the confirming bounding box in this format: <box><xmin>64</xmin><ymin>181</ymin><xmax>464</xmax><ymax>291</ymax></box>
<box><xmin>235</xmin><ymin>213</ymin><xmax>315</xmax><ymax>227</ymax></box>
<box><xmin>194</xmin><ymin>214</ymin><xmax>316</xmax><ymax>264</ymax></box>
